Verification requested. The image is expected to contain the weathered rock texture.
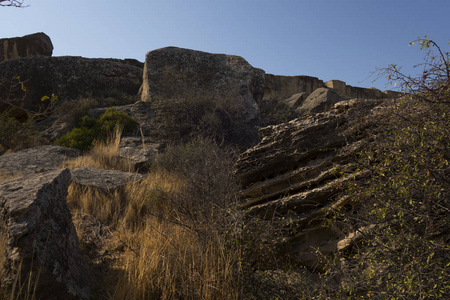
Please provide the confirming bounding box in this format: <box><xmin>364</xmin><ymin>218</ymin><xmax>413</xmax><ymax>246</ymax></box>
<box><xmin>117</xmin><ymin>137</ymin><xmax>164</xmax><ymax>172</ymax></box>
<box><xmin>0</xmin><ymin>145</ymin><xmax>80</xmax><ymax>176</ymax></box>
<box><xmin>142</xmin><ymin>47</ymin><xmax>265</xmax><ymax>122</ymax></box>
<box><xmin>0</xmin><ymin>56</ymin><xmax>142</xmax><ymax>113</ymax></box>
<box><xmin>0</xmin><ymin>32</ymin><xmax>53</xmax><ymax>62</ymax></box>
<box><xmin>296</xmin><ymin>87</ymin><xmax>342</xmax><ymax>116</ymax></box>
<box><xmin>70</xmin><ymin>167</ymin><xmax>143</xmax><ymax>192</ymax></box>
<box><xmin>235</xmin><ymin>98</ymin><xmax>387</xmax><ymax>268</ymax></box>
<box><xmin>325</xmin><ymin>80</ymin><xmax>387</xmax><ymax>99</ymax></box>
<box><xmin>0</xmin><ymin>169</ymin><xmax>91</xmax><ymax>299</ymax></box>
<box><xmin>263</xmin><ymin>74</ymin><xmax>324</xmax><ymax>101</ymax></box>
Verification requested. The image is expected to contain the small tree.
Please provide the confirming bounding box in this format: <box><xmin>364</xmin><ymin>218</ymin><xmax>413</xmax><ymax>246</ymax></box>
<box><xmin>331</xmin><ymin>37</ymin><xmax>450</xmax><ymax>299</ymax></box>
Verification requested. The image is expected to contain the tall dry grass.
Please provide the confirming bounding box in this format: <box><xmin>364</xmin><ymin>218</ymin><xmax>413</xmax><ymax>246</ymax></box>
<box><xmin>66</xmin><ymin>134</ymin><xmax>243</xmax><ymax>299</ymax></box>
<box><xmin>63</xmin><ymin>129</ymin><xmax>134</xmax><ymax>172</ymax></box>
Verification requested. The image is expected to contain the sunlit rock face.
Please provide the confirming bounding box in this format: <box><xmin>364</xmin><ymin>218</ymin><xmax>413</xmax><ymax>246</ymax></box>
<box><xmin>0</xmin><ymin>32</ymin><xmax>53</xmax><ymax>62</ymax></box>
<box><xmin>141</xmin><ymin>46</ymin><xmax>265</xmax><ymax>122</ymax></box>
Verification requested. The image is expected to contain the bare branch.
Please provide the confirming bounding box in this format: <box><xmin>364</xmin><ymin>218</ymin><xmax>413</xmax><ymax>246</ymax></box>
<box><xmin>0</xmin><ymin>0</ymin><xmax>26</xmax><ymax>7</ymax></box>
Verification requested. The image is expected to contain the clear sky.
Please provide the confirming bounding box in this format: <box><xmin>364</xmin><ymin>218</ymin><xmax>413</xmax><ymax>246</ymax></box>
<box><xmin>1</xmin><ymin>0</ymin><xmax>449</xmax><ymax>91</ymax></box>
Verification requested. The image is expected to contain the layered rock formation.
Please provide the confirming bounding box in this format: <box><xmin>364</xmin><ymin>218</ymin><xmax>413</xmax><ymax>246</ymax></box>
<box><xmin>235</xmin><ymin>98</ymin><xmax>387</xmax><ymax>268</ymax></box>
<box><xmin>0</xmin><ymin>32</ymin><xmax>53</xmax><ymax>62</ymax></box>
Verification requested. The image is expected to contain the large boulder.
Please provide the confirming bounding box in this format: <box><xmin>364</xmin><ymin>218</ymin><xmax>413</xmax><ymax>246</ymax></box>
<box><xmin>141</xmin><ymin>47</ymin><xmax>265</xmax><ymax>122</ymax></box>
<box><xmin>0</xmin><ymin>32</ymin><xmax>53</xmax><ymax>62</ymax></box>
<box><xmin>0</xmin><ymin>169</ymin><xmax>92</xmax><ymax>299</ymax></box>
<box><xmin>0</xmin><ymin>56</ymin><xmax>142</xmax><ymax>113</ymax></box>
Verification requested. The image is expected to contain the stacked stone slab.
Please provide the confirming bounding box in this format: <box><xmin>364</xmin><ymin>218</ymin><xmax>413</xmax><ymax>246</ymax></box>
<box><xmin>235</xmin><ymin>98</ymin><xmax>387</xmax><ymax>268</ymax></box>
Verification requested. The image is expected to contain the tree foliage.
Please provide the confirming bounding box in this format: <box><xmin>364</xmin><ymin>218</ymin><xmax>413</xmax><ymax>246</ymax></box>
<box><xmin>330</xmin><ymin>37</ymin><xmax>450</xmax><ymax>299</ymax></box>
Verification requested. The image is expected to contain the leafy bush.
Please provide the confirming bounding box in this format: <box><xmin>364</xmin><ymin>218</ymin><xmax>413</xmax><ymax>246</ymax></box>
<box><xmin>327</xmin><ymin>37</ymin><xmax>450</xmax><ymax>299</ymax></box>
<box><xmin>54</xmin><ymin>108</ymin><xmax>138</xmax><ymax>151</ymax></box>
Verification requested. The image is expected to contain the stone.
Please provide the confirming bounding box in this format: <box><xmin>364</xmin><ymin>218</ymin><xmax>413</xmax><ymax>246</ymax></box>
<box><xmin>0</xmin><ymin>145</ymin><xmax>80</xmax><ymax>176</ymax></box>
<box><xmin>0</xmin><ymin>32</ymin><xmax>53</xmax><ymax>62</ymax></box>
<box><xmin>116</xmin><ymin>137</ymin><xmax>164</xmax><ymax>172</ymax></box>
<box><xmin>296</xmin><ymin>87</ymin><xmax>343</xmax><ymax>116</ymax></box>
<box><xmin>263</xmin><ymin>74</ymin><xmax>323</xmax><ymax>101</ymax></box>
<box><xmin>70</xmin><ymin>167</ymin><xmax>143</xmax><ymax>192</ymax></box>
<box><xmin>284</xmin><ymin>92</ymin><xmax>308</xmax><ymax>109</ymax></box>
<box><xmin>141</xmin><ymin>46</ymin><xmax>265</xmax><ymax>122</ymax></box>
<box><xmin>235</xmin><ymin>98</ymin><xmax>388</xmax><ymax>268</ymax></box>
<box><xmin>0</xmin><ymin>169</ymin><xmax>92</xmax><ymax>299</ymax></box>
<box><xmin>0</xmin><ymin>56</ymin><xmax>142</xmax><ymax>113</ymax></box>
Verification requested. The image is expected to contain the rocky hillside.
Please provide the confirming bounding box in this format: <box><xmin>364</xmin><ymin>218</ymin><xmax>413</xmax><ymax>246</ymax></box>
<box><xmin>2</xmin><ymin>32</ymin><xmax>445</xmax><ymax>299</ymax></box>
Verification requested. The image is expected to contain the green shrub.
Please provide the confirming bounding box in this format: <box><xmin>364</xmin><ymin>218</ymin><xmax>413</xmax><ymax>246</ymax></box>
<box><xmin>54</xmin><ymin>108</ymin><xmax>138</xmax><ymax>151</ymax></box>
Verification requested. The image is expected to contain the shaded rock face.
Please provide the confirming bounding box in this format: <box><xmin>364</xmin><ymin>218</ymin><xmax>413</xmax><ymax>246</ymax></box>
<box><xmin>0</xmin><ymin>145</ymin><xmax>80</xmax><ymax>176</ymax></box>
<box><xmin>0</xmin><ymin>56</ymin><xmax>142</xmax><ymax>113</ymax></box>
<box><xmin>0</xmin><ymin>169</ymin><xmax>91</xmax><ymax>299</ymax></box>
<box><xmin>235</xmin><ymin>98</ymin><xmax>386</xmax><ymax>268</ymax></box>
<box><xmin>0</xmin><ymin>32</ymin><xmax>53</xmax><ymax>62</ymax></box>
<box><xmin>141</xmin><ymin>47</ymin><xmax>265</xmax><ymax>122</ymax></box>
<box><xmin>296</xmin><ymin>87</ymin><xmax>343</xmax><ymax>116</ymax></box>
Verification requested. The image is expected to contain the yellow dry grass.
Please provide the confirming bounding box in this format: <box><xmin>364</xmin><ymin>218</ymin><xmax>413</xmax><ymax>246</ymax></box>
<box><xmin>65</xmin><ymin>133</ymin><xmax>241</xmax><ymax>299</ymax></box>
<box><xmin>63</xmin><ymin>129</ymin><xmax>134</xmax><ymax>172</ymax></box>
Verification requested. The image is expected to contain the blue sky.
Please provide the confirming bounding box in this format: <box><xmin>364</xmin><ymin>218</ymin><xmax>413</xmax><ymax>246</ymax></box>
<box><xmin>1</xmin><ymin>0</ymin><xmax>449</xmax><ymax>91</ymax></box>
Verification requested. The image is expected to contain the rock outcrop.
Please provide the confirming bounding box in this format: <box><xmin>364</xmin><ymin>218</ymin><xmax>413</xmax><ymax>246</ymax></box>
<box><xmin>117</xmin><ymin>137</ymin><xmax>164</xmax><ymax>172</ymax></box>
<box><xmin>263</xmin><ymin>74</ymin><xmax>324</xmax><ymax>101</ymax></box>
<box><xmin>235</xmin><ymin>98</ymin><xmax>387</xmax><ymax>268</ymax></box>
<box><xmin>295</xmin><ymin>87</ymin><xmax>342</xmax><ymax>116</ymax></box>
<box><xmin>0</xmin><ymin>169</ymin><xmax>92</xmax><ymax>299</ymax></box>
<box><xmin>0</xmin><ymin>145</ymin><xmax>80</xmax><ymax>176</ymax></box>
<box><xmin>141</xmin><ymin>47</ymin><xmax>265</xmax><ymax>122</ymax></box>
<box><xmin>0</xmin><ymin>32</ymin><xmax>53</xmax><ymax>62</ymax></box>
<box><xmin>0</xmin><ymin>56</ymin><xmax>142</xmax><ymax>113</ymax></box>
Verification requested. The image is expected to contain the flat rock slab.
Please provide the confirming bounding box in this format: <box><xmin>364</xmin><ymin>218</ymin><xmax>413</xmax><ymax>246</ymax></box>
<box><xmin>70</xmin><ymin>167</ymin><xmax>143</xmax><ymax>191</ymax></box>
<box><xmin>0</xmin><ymin>145</ymin><xmax>80</xmax><ymax>176</ymax></box>
<box><xmin>0</xmin><ymin>169</ymin><xmax>91</xmax><ymax>299</ymax></box>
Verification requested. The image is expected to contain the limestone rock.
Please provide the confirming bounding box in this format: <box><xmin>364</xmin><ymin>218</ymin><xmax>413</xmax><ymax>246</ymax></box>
<box><xmin>117</xmin><ymin>137</ymin><xmax>164</xmax><ymax>172</ymax></box>
<box><xmin>0</xmin><ymin>56</ymin><xmax>142</xmax><ymax>113</ymax></box>
<box><xmin>235</xmin><ymin>98</ymin><xmax>387</xmax><ymax>268</ymax></box>
<box><xmin>0</xmin><ymin>169</ymin><xmax>92</xmax><ymax>299</ymax></box>
<box><xmin>296</xmin><ymin>87</ymin><xmax>342</xmax><ymax>116</ymax></box>
<box><xmin>284</xmin><ymin>92</ymin><xmax>308</xmax><ymax>109</ymax></box>
<box><xmin>70</xmin><ymin>167</ymin><xmax>142</xmax><ymax>192</ymax></box>
<box><xmin>141</xmin><ymin>46</ymin><xmax>265</xmax><ymax>122</ymax></box>
<box><xmin>263</xmin><ymin>74</ymin><xmax>323</xmax><ymax>101</ymax></box>
<box><xmin>0</xmin><ymin>32</ymin><xmax>53</xmax><ymax>62</ymax></box>
<box><xmin>0</xmin><ymin>145</ymin><xmax>80</xmax><ymax>176</ymax></box>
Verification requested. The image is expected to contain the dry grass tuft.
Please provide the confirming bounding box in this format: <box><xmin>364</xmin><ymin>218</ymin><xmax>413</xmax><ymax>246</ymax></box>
<box><xmin>63</xmin><ymin>129</ymin><xmax>134</xmax><ymax>172</ymax></box>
